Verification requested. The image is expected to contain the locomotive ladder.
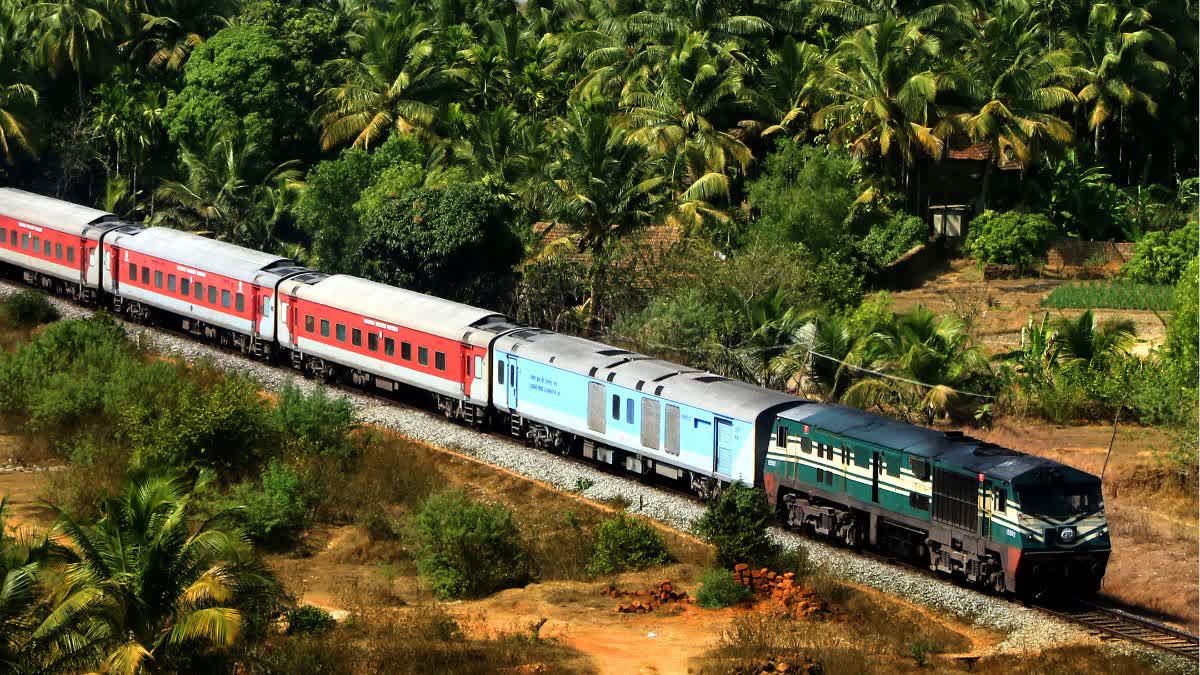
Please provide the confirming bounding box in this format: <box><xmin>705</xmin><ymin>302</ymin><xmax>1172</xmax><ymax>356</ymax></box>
<box><xmin>1041</xmin><ymin>598</ymin><xmax>1200</xmax><ymax>659</ymax></box>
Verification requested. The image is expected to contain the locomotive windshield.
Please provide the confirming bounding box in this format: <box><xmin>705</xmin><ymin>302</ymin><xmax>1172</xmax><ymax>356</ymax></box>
<box><xmin>1018</xmin><ymin>484</ymin><xmax>1103</xmax><ymax>519</ymax></box>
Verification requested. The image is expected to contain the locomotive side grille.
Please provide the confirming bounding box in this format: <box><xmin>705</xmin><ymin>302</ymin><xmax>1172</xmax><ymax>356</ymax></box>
<box><xmin>932</xmin><ymin>467</ymin><xmax>977</xmax><ymax>530</ymax></box>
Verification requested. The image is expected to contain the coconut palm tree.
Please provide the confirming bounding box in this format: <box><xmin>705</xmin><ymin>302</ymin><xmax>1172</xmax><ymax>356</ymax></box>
<box><xmin>32</xmin><ymin>471</ymin><xmax>280</xmax><ymax>674</ymax></box>
<box><xmin>943</xmin><ymin>0</ymin><xmax>1076</xmax><ymax>208</ymax></box>
<box><xmin>0</xmin><ymin>2</ymin><xmax>39</xmax><ymax>165</ymax></box>
<box><xmin>318</xmin><ymin>3</ymin><xmax>459</xmax><ymax>149</ymax></box>
<box><xmin>1051</xmin><ymin>309</ymin><xmax>1136</xmax><ymax>368</ymax></box>
<box><xmin>790</xmin><ymin>312</ymin><xmax>858</xmax><ymax>399</ymax></box>
<box><xmin>813</xmin><ymin>14</ymin><xmax>944</xmax><ymax>172</ymax></box>
<box><xmin>1068</xmin><ymin>3</ymin><xmax>1174</xmax><ymax>154</ymax></box>
<box><xmin>542</xmin><ymin>101</ymin><xmax>669</xmax><ymax>327</ymax></box>
<box><xmin>120</xmin><ymin>0</ymin><xmax>237</xmax><ymax>72</ymax></box>
<box><xmin>0</xmin><ymin>498</ymin><xmax>43</xmax><ymax>674</ymax></box>
<box><xmin>24</xmin><ymin>0</ymin><xmax>113</xmax><ymax>105</ymax></box>
<box><xmin>843</xmin><ymin>304</ymin><xmax>991</xmax><ymax>424</ymax></box>
<box><xmin>744</xmin><ymin>35</ymin><xmax>827</xmax><ymax>143</ymax></box>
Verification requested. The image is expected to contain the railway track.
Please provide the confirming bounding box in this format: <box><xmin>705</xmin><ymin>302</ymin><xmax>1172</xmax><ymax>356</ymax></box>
<box><xmin>1036</xmin><ymin>599</ymin><xmax>1200</xmax><ymax>659</ymax></box>
<box><xmin>4</xmin><ymin>276</ymin><xmax>1197</xmax><ymax>663</ymax></box>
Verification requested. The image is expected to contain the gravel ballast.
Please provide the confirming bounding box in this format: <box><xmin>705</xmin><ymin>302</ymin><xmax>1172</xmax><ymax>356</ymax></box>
<box><xmin>2</xmin><ymin>280</ymin><xmax>1193</xmax><ymax>669</ymax></box>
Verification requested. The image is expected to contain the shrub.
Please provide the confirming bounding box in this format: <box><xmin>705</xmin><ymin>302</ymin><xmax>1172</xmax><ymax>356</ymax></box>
<box><xmin>1166</xmin><ymin>257</ymin><xmax>1199</xmax><ymax>379</ymax></box>
<box><xmin>225</xmin><ymin>459</ymin><xmax>319</xmax><ymax>546</ymax></box>
<box><xmin>287</xmin><ymin>605</ymin><xmax>337</xmax><ymax>635</ymax></box>
<box><xmin>585</xmin><ymin>512</ymin><xmax>673</xmax><ymax>577</ymax></box>
<box><xmin>963</xmin><ymin>210</ymin><xmax>1057</xmax><ymax>270</ymax></box>
<box><xmin>273</xmin><ymin>384</ymin><xmax>359</xmax><ymax>458</ymax></box>
<box><xmin>695</xmin><ymin>568</ymin><xmax>752</xmax><ymax>608</ymax></box>
<box><xmin>1122</xmin><ymin>225</ymin><xmax>1198</xmax><ymax>284</ymax></box>
<box><xmin>748</xmin><ymin>142</ymin><xmax>862</xmax><ymax>254</ymax></box>
<box><xmin>412</xmin><ymin>490</ymin><xmax>529</xmax><ymax>599</ymax></box>
<box><xmin>694</xmin><ymin>483</ymin><xmax>777</xmax><ymax>567</ymax></box>
<box><xmin>857</xmin><ymin>212</ymin><xmax>927</xmax><ymax>270</ymax></box>
<box><xmin>1</xmin><ymin>290</ymin><xmax>59</xmax><ymax>328</ymax></box>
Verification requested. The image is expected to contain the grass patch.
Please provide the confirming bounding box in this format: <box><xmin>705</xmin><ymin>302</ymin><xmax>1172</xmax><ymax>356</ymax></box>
<box><xmin>1041</xmin><ymin>281</ymin><xmax>1175</xmax><ymax>311</ymax></box>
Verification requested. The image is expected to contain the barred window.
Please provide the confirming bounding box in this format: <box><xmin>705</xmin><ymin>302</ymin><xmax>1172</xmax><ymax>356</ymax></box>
<box><xmin>434</xmin><ymin>351</ymin><xmax>446</xmax><ymax>371</ymax></box>
<box><xmin>418</xmin><ymin>346</ymin><xmax>429</xmax><ymax>366</ymax></box>
<box><xmin>384</xmin><ymin>337</ymin><xmax>395</xmax><ymax>356</ymax></box>
<box><xmin>352</xmin><ymin>328</ymin><xmax>362</xmax><ymax>347</ymax></box>
<box><xmin>368</xmin><ymin>332</ymin><xmax>378</xmax><ymax>351</ymax></box>
<box><xmin>128</xmin><ymin>263</ymin><xmax>137</xmax><ymax>280</ymax></box>
<box><xmin>142</xmin><ymin>267</ymin><xmax>150</xmax><ymax>285</ymax></box>
<box><xmin>401</xmin><ymin>342</ymin><xmax>412</xmax><ymax>361</ymax></box>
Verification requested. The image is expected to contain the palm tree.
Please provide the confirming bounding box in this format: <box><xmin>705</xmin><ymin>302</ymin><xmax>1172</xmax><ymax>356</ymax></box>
<box><xmin>0</xmin><ymin>498</ymin><xmax>42</xmax><ymax>673</ymax></box>
<box><xmin>708</xmin><ymin>287</ymin><xmax>809</xmax><ymax>390</ymax></box>
<box><xmin>1051</xmin><ymin>309</ymin><xmax>1135</xmax><ymax>368</ymax></box>
<box><xmin>1068</xmin><ymin>3</ymin><xmax>1174</xmax><ymax>156</ymax></box>
<box><xmin>790</xmin><ymin>312</ymin><xmax>858</xmax><ymax>399</ymax></box>
<box><xmin>24</xmin><ymin>0</ymin><xmax>113</xmax><ymax>105</ymax></box>
<box><xmin>813</xmin><ymin>14</ymin><xmax>944</xmax><ymax>172</ymax></box>
<box><xmin>944</xmin><ymin>0</ymin><xmax>1076</xmax><ymax>209</ymax></box>
<box><xmin>88</xmin><ymin>68</ymin><xmax>165</xmax><ymax>192</ymax></box>
<box><xmin>153</xmin><ymin>127</ymin><xmax>304</xmax><ymax>249</ymax></box>
<box><xmin>318</xmin><ymin>4</ymin><xmax>458</xmax><ymax>149</ymax></box>
<box><xmin>542</xmin><ymin>101</ymin><xmax>669</xmax><ymax>327</ymax></box>
<box><xmin>0</xmin><ymin>2</ymin><xmax>38</xmax><ymax>165</ymax></box>
<box><xmin>744</xmin><ymin>35</ymin><xmax>826</xmax><ymax>143</ymax></box>
<box><xmin>32</xmin><ymin>471</ymin><xmax>280</xmax><ymax>674</ymax></box>
<box><xmin>120</xmin><ymin>0</ymin><xmax>237</xmax><ymax>72</ymax></box>
<box><xmin>843</xmin><ymin>304</ymin><xmax>991</xmax><ymax>424</ymax></box>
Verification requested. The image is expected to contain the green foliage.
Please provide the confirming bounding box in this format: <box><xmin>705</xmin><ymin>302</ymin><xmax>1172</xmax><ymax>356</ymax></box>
<box><xmin>273</xmin><ymin>384</ymin><xmax>358</xmax><ymax>459</ymax></box>
<box><xmin>1122</xmin><ymin>225</ymin><xmax>1199</xmax><ymax>285</ymax></box>
<box><xmin>694</xmin><ymin>483</ymin><xmax>777</xmax><ymax>568</ymax></box>
<box><xmin>611</xmin><ymin>287</ymin><xmax>726</xmax><ymax>362</ymax></box>
<box><xmin>585</xmin><ymin>513</ymin><xmax>673</xmax><ymax>577</ymax></box>
<box><xmin>1165</xmin><ymin>257</ymin><xmax>1199</xmax><ymax>400</ymax></box>
<box><xmin>412</xmin><ymin>490</ymin><xmax>529</xmax><ymax>600</ymax></box>
<box><xmin>695</xmin><ymin>568</ymin><xmax>753</xmax><ymax>608</ymax></box>
<box><xmin>164</xmin><ymin>25</ymin><xmax>305</xmax><ymax>157</ymax></box>
<box><xmin>356</xmin><ymin>183</ymin><xmax>524</xmax><ymax>305</ymax></box>
<box><xmin>286</xmin><ymin>605</ymin><xmax>336</xmax><ymax>635</ymax></box>
<box><xmin>225</xmin><ymin>460</ymin><xmax>319</xmax><ymax>547</ymax></box>
<box><xmin>909</xmin><ymin>640</ymin><xmax>938</xmax><ymax>667</ymax></box>
<box><xmin>748</xmin><ymin>142</ymin><xmax>862</xmax><ymax>254</ymax></box>
<box><xmin>858</xmin><ymin>212</ymin><xmax>927</xmax><ymax>270</ymax></box>
<box><xmin>964</xmin><ymin>211</ymin><xmax>1058</xmax><ymax>270</ymax></box>
<box><xmin>0</xmin><ymin>291</ymin><xmax>59</xmax><ymax>328</ymax></box>
<box><xmin>1041</xmin><ymin>281</ymin><xmax>1175</xmax><ymax>311</ymax></box>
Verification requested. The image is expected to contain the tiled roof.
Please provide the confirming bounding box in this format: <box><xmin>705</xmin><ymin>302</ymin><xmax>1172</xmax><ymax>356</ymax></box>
<box><xmin>946</xmin><ymin>144</ymin><xmax>1022</xmax><ymax>170</ymax></box>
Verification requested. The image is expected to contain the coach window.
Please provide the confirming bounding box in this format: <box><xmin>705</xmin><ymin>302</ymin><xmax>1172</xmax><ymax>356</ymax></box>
<box><xmin>128</xmin><ymin>263</ymin><xmax>137</xmax><ymax>280</ymax></box>
<box><xmin>221</xmin><ymin>290</ymin><xmax>232</xmax><ymax>308</ymax></box>
<box><xmin>401</xmin><ymin>342</ymin><xmax>412</xmax><ymax>361</ymax></box>
<box><xmin>141</xmin><ymin>267</ymin><xmax>150</xmax><ymax>285</ymax></box>
<box><xmin>66</xmin><ymin>247</ymin><xmax>74</xmax><ymax>263</ymax></box>
<box><xmin>434</xmin><ymin>351</ymin><xmax>446</xmax><ymax>371</ymax></box>
<box><xmin>352</xmin><ymin>328</ymin><xmax>362</xmax><ymax>347</ymax></box>
<box><xmin>319</xmin><ymin>319</ymin><xmax>329</xmax><ymax>337</ymax></box>
<box><xmin>194</xmin><ymin>283</ymin><xmax>203</xmax><ymax>301</ymax></box>
<box><xmin>208</xmin><ymin>286</ymin><xmax>217</xmax><ymax>304</ymax></box>
<box><xmin>368</xmin><ymin>332</ymin><xmax>378</xmax><ymax>351</ymax></box>
<box><xmin>474</xmin><ymin>356</ymin><xmax>483</xmax><ymax>377</ymax></box>
<box><xmin>336</xmin><ymin>323</ymin><xmax>346</xmax><ymax>342</ymax></box>
<box><xmin>497</xmin><ymin>361</ymin><xmax>505</xmax><ymax>384</ymax></box>
<box><xmin>168</xmin><ymin>274</ymin><xmax>176</xmax><ymax>292</ymax></box>
<box><xmin>384</xmin><ymin>337</ymin><xmax>395</xmax><ymax>356</ymax></box>
<box><xmin>43</xmin><ymin>239</ymin><xmax>50</xmax><ymax>256</ymax></box>
<box><xmin>155</xmin><ymin>271</ymin><xmax>163</xmax><ymax>288</ymax></box>
<box><xmin>305</xmin><ymin>315</ymin><xmax>314</xmax><ymax>333</ymax></box>
<box><xmin>20</xmin><ymin>233</ymin><xmax>28</xmax><ymax>250</ymax></box>
<box><xmin>611</xmin><ymin>394</ymin><xmax>620</xmax><ymax>420</ymax></box>
<box><xmin>31</xmin><ymin>236</ymin><xmax>38</xmax><ymax>252</ymax></box>
<box><xmin>235</xmin><ymin>293</ymin><xmax>245</xmax><ymax>312</ymax></box>
<box><xmin>625</xmin><ymin>399</ymin><xmax>634</xmax><ymax>424</ymax></box>
<box><xmin>776</xmin><ymin>425</ymin><xmax>787</xmax><ymax>449</ymax></box>
<box><xmin>418</xmin><ymin>346</ymin><xmax>429</xmax><ymax>366</ymax></box>
<box><xmin>262</xmin><ymin>297</ymin><xmax>270</xmax><ymax>316</ymax></box>
<box><xmin>0</xmin><ymin>228</ymin><xmax>5</xmax><ymax>244</ymax></box>
<box><xmin>9</xmin><ymin>230</ymin><xmax>16</xmax><ymax>246</ymax></box>
<box><xmin>54</xmin><ymin>243</ymin><xmax>63</xmax><ymax>259</ymax></box>
<box><xmin>181</xmin><ymin>278</ymin><xmax>190</xmax><ymax>295</ymax></box>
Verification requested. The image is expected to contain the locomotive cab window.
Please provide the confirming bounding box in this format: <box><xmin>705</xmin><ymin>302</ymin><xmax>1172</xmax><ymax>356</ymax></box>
<box><xmin>434</xmin><ymin>351</ymin><xmax>446</xmax><ymax>371</ymax></box>
<box><xmin>418</xmin><ymin>346</ymin><xmax>429</xmax><ymax>366</ymax></box>
<box><xmin>221</xmin><ymin>290</ymin><xmax>232</xmax><ymax>308</ymax></box>
<box><xmin>384</xmin><ymin>337</ymin><xmax>395</xmax><ymax>356</ymax></box>
<box><xmin>775</xmin><ymin>426</ymin><xmax>787</xmax><ymax>448</ymax></box>
<box><xmin>128</xmin><ymin>263</ymin><xmax>137</xmax><ymax>280</ymax></box>
<box><xmin>909</xmin><ymin>458</ymin><xmax>930</xmax><ymax>481</ymax></box>
<box><xmin>352</xmin><ymin>328</ymin><xmax>362</xmax><ymax>347</ymax></box>
<box><xmin>368</xmin><ymin>332</ymin><xmax>378</xmax><ymax>352</ymax></box>
<box><xmin>235</xmin><ymin>293</ymin><xmax>245</xmax><ymax>312</ymax></box>
<box><xmin>335</xmin><ymin>323</ymin><xmax>346</xmax><ymax>342</ymax></box>
<box><xmin>181</xmin><ymin>278</ymin><xmax>190</xmax><ymax>295</ymax></box>
<box><xmin>319</xmin><ymin>319</ymin><xmax>329</xmax><ymax>337</ymax></box>
<box><xmin>801</xmin><ymin>437</ymin><xmax>812</xmax><ymax>454</ymax></box>
<box><xmin>142</xmin><ymin>267</ymin><xmax>150</xmax><ymax>285</ymax></box>
<box><xmin>994</xmin><ymin>488</ymin><xmax>1007</xmax><ymax>513</ymax></box>
<box><xmin>401</xmin><ymin>342</ymin><xmax>411</xmax><ymax>361</ymax></box>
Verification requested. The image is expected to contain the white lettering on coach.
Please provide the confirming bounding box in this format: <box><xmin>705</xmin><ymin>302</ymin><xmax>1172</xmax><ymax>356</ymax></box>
<box><xmin>17</xmin><ymin>222</ymin><xmax>43</xmax><ymax>233</ymax></box>
<box><xmin>175</xmin><ymin>265</ymin><xmax>207</xmax><ymax>278</ymax></box>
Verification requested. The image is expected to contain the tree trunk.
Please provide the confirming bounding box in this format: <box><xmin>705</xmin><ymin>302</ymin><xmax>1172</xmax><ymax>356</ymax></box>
<box><xmin>976</xmin><ymin>158</ymin><xmax>993</xmax><ymax>213</ymax></box>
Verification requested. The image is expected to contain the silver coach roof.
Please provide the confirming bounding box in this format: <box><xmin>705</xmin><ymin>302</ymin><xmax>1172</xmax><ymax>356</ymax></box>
<box><xmin>0</xmin><ymin>188</ymin><xmax>116</xmax><ymax>236</ymax></box>
<box><xmin>117</xmin><ymin>227</ymin><xmax>290</xmax><ymax>284</ymax></box>
<box><xmin>286</xmin><ymin>274</ymin><xmax>505</xmax><ymax>341</ymax></box>
<box><xmin>496</xmin><ymin>329</ymin><xmax>802</xmax><ymax>421</ymax></box>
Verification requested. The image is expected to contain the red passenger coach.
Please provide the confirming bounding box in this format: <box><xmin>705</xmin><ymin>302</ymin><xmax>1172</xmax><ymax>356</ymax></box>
<box><xmin>277</xmin><ymin>274</ymin><xmax>515</xmax><ymax>421</ymax></box>
<box><xmin>102</xmin><ymin>227</ymin><xmax>298</xmax><ymax>356</ymax></box>
<box><xmin>0</xmin><ymin>188</ymin><xmax>121</xmax><ymax>300</ymax></box>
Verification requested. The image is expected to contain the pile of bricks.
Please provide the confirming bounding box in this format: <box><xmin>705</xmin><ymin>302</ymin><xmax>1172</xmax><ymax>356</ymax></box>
<box><xmin>604</xmin><ymin>580</ymin><xmax>691</xmax><ymax>613</ymax></box>
<box><xmin>732</xmin><ymin>564</ymin><xmax>827</xmax><ymax>619</ymax></box>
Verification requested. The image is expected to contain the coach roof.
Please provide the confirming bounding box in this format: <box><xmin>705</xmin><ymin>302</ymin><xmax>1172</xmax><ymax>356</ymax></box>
<box><xmin>0</xmin><ymin>188</ymin><xmax>116</xmax><ymax>236</ymax></box>
<box><xmin>286</xmin><ymin>274</ymin><xmax>506</xmax><ymax>341</ymax></box>
<box><xmin>116</xmin><ymin>227</ymin><xmax>291</xmax><ymax>284</ymax></box>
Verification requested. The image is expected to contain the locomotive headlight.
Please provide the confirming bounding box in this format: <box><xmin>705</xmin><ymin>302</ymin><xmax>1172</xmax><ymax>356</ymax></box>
<box><xmin>1059</xmin><ymin>527</ymin><xmax>1077</xmax><ymax>544</ymax></box>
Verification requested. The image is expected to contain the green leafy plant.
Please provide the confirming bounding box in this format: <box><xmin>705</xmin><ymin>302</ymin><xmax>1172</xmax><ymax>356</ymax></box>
<box><xmin>694</xmin><ymin>483</ymin><xmax>777</xmax><ymax>567</ymax></box>
<box><xmin>1122</xmin><ymin>225</ymin><xmax>1199</xmax><ymax>285</ymax></box>
<box><xmin>585</xmin><ymin>512</ymin><xmax>673</xmax><ymax>577</ymax></box>
<box><xmin>225</xmin><ymin>459</ymin><xmax>319</xmax><ymax>547</ymax></box>
<box><xmin>964</xmin><ymin>210</ymin><xmax>1057</xmax><ymax>271</ymax></box>
<box><xmin>287</xmin><ymin>605</ymin><xmax>337</xmax><ymax>635</ymax></box>
<box><xmin>1</xmin><ymin>290</ymin><xmax>59</xmax><ymax>328</ymax></box>
<box><xmin>695</xmin><ymin>568</ymin><xmax>753</xmax><ymax>608</ymax></box>
<box><xmin>412</xmin><ymin>490</ymin><xmax>529</xmax><ymax>599</ymax></box>
<box><xmin>1041</xmin><ymin>281</ymin><xmax>1175</xmax><ymax>311</ymax></box>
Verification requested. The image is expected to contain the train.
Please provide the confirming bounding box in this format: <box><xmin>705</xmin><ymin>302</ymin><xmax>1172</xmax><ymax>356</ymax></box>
<box><xmin>0</xmin><ymin>187</ymin><xmax>1110</xmax><ymax>595</ymax></box>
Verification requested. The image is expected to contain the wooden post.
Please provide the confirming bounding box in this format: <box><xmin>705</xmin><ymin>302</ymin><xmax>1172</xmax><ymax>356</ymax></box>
<box><xmin>1100</xmin><ymin>408</ymin><xmax>1121</xmax><ymax>484</ymax></box>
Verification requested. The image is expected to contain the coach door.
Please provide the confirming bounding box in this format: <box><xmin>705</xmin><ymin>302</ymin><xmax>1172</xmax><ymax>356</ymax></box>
<box><xmin>871</xmin><ymin>451</ymin><xmax>881</xmax><ymax>503</ymax></box>
<box><xmin>713</xmin><ymin>417</ymin><xmax>735</xmax><ymax>477</ymax></box>
<box><xmin>978</xmin><ymin>478</ymin><xmax>992</xmax><ymax>538</ymax></box>
<box><xmin>506</xmin><ymin>357</ymin><xmax>519</xmax><ymax>410</ymax></box>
